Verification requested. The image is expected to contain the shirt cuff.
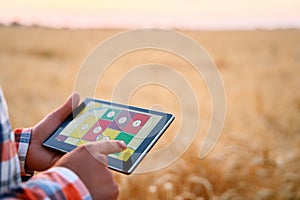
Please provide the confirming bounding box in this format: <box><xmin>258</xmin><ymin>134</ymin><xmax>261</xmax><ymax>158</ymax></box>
<box><xmin>46</xmin><ymin>167</ymin><xmax>92</xmax><ymax>199</ymax></box>
<box><xmin>14</xmin><ymin>127</ymin><xmax>34</xmax><ymax>177</ymax></box>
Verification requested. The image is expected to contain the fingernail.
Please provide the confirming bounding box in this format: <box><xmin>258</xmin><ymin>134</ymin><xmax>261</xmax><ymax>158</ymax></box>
<box><xmin>117</xmin><ymin>141</ymin><xmax>127</xmax><ymax>149</ymax></box>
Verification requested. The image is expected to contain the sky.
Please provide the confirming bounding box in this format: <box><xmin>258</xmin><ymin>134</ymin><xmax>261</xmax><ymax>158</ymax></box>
<box><xmin>0</xmin><ymin>0</ymin><xmax>299</xmax><ymax>30</ymax></box>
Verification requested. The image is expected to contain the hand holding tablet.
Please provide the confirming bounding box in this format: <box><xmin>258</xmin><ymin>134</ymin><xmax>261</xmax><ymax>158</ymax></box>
<box><xmin>43</xmin><ymin>98</ymin><xmax>174</xmax><ymax>174</ymax></box>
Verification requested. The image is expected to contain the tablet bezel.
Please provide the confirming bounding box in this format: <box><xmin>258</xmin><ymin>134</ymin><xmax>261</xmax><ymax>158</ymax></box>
<box><xmin>43</xmin><ymin>98</ymin><xmax>175</xmax><ymax>174</ymax></box>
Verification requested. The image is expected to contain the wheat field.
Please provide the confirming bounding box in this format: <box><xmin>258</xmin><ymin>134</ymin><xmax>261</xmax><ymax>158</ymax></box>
<box><xmin>0</xmin><ymin>27</ymin><xmax>299</xmax><ymax>199</ymax></box>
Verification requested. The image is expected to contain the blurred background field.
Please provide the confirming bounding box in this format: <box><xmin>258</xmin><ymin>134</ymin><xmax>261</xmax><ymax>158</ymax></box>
<box><xmin>0</xmin><ymin>27</ymin><xmax>300</xmax><ymax>199</ymax></box>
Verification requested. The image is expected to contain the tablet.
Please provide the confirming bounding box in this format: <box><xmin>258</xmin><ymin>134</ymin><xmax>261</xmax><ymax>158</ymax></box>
<box><xmin>43</xmin><ymin>98</ymin><xmax>174</xmax><ymax>174</ymax></box>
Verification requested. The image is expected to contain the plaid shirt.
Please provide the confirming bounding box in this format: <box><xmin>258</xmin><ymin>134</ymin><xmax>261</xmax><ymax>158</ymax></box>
<box><xmin>0</xmin><ymin>87</ymin><xmax>91</xmax><ymax>199</ymax></box>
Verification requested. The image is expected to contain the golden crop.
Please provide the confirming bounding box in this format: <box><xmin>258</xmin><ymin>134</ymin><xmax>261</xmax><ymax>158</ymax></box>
<box><xmin>0</xmin><ymin>27</ymin><xmax>299</xmax><ymax>199</ymax></box>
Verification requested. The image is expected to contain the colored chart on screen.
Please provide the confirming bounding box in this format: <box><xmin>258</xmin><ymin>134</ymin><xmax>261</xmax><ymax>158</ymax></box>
<box><xmin>55</xmin><ymin>101</ymin><xmax>162</xmax><ymax>161</ymax></box>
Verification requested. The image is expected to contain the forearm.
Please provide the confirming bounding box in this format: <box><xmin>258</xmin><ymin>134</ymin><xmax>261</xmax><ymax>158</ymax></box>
<box><xmin>11</xmin><ymin>128</ymin><xmax>92</xmax><ymax>199</ymax></box>
<box><xmin>1</xmin><ymin>167</ymin><xmax>91</xmax><ymax>200</ymax></box>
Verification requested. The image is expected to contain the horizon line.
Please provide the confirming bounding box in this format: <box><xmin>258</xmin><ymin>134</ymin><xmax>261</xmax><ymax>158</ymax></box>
<box><xmin>1</xmin><ymin>21</ymin><xmax>300</xmax><ymax>31</ymax></box>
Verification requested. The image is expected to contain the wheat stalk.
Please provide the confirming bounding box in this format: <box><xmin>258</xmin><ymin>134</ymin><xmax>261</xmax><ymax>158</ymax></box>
<box><xmin>187</xmin><ymin>175</ymin><xmax>214</xmax><ymax>200</ymax></box>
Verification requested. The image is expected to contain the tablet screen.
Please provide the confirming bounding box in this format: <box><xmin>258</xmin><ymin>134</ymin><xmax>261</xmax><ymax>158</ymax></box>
<box><xmin>43</xmin><ymin>98</ymin><xmax>174</xmax><ymax>174</ymax></box>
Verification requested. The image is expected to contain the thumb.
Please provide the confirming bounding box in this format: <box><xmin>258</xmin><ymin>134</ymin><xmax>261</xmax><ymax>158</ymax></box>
<box><xmin>33</xmin><ymin>93</ymin><xmax>80</xmax><ymax>136</ymax></box>
<box><xmin>87</xmin><ymin>140</ymin><xmax>127</xmax><ymax>156</ymax></box>
<box><xmin>49</xmin><ymin>93</ymin><xmax>80</xmax><ymax>124</ymax></box>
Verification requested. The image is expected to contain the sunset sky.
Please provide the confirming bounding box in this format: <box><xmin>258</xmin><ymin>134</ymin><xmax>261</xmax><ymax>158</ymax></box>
<box><xmin>0</xmin><ymin>0</ymin><xmax>299</xmax><ymax>29</ymax></box>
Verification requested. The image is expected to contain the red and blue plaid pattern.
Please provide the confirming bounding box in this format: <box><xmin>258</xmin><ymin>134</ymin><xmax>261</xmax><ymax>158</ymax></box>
<box><xmin>0</xmin><ymin>88</ymin><xmax>21</xmax><ymax>194</ymax></box>
<box><xmin>0</xmin><ymin>87</ymin><xmax>91</xmax><ymax>199</ymax></box>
